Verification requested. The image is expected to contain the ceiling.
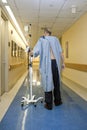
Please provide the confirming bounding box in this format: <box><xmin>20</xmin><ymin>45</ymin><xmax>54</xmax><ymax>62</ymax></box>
<box><xmin>0</xmin><ymin>0</ymin><xmax>87</xmax><ymax>47</ymax></box>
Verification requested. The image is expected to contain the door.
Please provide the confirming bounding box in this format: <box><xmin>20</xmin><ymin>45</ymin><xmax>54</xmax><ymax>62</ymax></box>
<box><xmin>1</xmin><ymin>17</ymin><xmax>6</xmax><ymax>94</ymax></box>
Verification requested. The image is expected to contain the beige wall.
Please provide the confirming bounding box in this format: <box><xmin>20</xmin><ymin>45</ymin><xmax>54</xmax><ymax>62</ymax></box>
<box><xmin>8</xmin><ymin>21</ymin><xmax>26</xmax><ymax>66</ymax></box>
<box><xmin>0</xmin><ymin>8</ymin><xmax>27</xmax><ymax>93</ymax></box>
<box><xmin>8</xmin><ymin>64</ymin><xmax>26</xmax><ymax>90</ymax></box>
<box><xmin>8</xmin><ymin>21</ymin><xmax>27</xmax><ymax>90</ymax></box>
<box><xmin>62</xmin><ymin>12</ymin><xmax>87</xmax><ymax>89</ymax></box>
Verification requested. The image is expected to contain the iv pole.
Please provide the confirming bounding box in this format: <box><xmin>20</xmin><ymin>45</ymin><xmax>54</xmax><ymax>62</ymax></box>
<box><xmin>21</xmin><ymin>48</ymin><xmax>43</xmax><ymax>107</ymax></box>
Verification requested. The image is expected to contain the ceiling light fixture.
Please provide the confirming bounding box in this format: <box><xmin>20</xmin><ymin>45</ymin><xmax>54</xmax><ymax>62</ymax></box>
<box><xmin>72</xmin><ymin>5</ymin><xmax>76</xmax><ymax>14</ymax></box>
<box><xmin>2</xmin><ymin>0</ymin><xmax>7</xmax><ymax>3</ymax></box>
<box><xmin>5</xmin><ymin>5</ymin><xmax>28</xmax><ymax>46</ymax></box>
<box><xmin>24</xmin><ymin>25</ymin><xmax>29</xmax><ymax>32</ymax></box>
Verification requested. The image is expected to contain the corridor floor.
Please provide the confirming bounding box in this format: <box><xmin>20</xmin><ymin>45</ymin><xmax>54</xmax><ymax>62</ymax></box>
<box><xmin>0</xmin><ymin>75</ymin><xmax>87</xmax><ymax>130</ymax></box>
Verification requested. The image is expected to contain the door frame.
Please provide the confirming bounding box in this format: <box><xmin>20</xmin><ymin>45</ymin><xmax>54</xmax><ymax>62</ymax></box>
<box><xmin>0</xmin><ymin>8</ymin><xmax>8</xmax><ymax>95</ymax></box>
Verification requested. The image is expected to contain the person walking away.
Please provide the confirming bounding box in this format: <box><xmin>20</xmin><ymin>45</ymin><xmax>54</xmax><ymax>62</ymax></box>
<box><xmin>30</xmin><ymin>28</ymin><xmax>65</xmax><ymax>110</ymax></box>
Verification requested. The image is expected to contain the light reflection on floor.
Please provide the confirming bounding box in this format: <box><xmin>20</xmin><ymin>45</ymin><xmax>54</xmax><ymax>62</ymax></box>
<box><xmin>32</xmin><ymin>63</ymin><xmax>41</xmax><ymax>86</ymax></box>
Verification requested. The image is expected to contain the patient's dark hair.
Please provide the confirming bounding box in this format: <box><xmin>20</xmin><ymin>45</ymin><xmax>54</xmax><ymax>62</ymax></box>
<box><xmin>44</xmin><ymin>28</ymin><xmax>51</xmax><ymax>35</ymax></box>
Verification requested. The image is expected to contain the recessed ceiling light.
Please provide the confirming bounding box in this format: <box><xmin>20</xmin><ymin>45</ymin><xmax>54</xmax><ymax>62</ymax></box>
<box><xmin>24</xmin><ymin>25</ymin><xmax>29</xmax><ymax>32</ymax></box>
<box><xmin>72</xmin><ymin>5</ymin><xmax>76</xmax><ymax>14</ymax></box>
<box><xmin>72</xmin><ymin>5</ymin><xmax>76</xmax><ymax>13</ymax></box>
<box><xmin>2</xmin><ymin>0</ymin><xmax>7</xmax><ymax>3</ymax></box>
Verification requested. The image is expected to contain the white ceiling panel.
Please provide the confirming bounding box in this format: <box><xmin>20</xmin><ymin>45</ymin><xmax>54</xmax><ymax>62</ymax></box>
<box><xmin>18</xmin><ymin>11</ymin><xmax>39</xmax><ymax>19</ymax></box>
<box><xmin>39</xmin><ymin>17</ymin><xmax>55</xmax><ymax>22</ymax></box>
<box><xmin>39</xmin><ymin>11</ymin><xmax>58</xmax><ymax>17</ymax></box>
<box><xmin>8</xmin><ymin>0</ymin><xmax>40</xmax><ymax>10</ymax></box>
<box><xmin>56</xmin><ymin>17</ymin><xmax>74</xmax><ymax>23</ymax></box>
<box><xmin>39</xmin><ymin>22</ymin><xmax>53</xmax><ymax>26</ymax></box>
<box><xmin>40</xmin><ymin>0</ymin><xmax>65</xmax><ymax>10</ymax></box>
<box><xmin>20</xmin><ymin>19</ymin><xmax>38</xmax><ymax>24</ymax></box>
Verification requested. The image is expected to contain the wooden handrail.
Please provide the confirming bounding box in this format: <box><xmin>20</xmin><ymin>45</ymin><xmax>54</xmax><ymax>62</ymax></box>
<box><xmin>65</xmin><ymin>63</ymin><xmax>87</xmax><ymax>72</ymax></box>
<box><xmin>9</xmin><ymin>63</ymin><xmax>24</xmax><ymax>70</ymax></box>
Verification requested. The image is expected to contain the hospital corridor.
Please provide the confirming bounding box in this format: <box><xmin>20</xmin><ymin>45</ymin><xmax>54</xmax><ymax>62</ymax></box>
<box><xmin>0</xmin><ymin>0</ymin><xmax>87</xmax><ymax>130</ymax></box>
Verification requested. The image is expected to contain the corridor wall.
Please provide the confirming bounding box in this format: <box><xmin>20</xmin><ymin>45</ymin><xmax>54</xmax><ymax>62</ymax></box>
<box><xmin>62</xmin><ymin>12</ymin><xmax>87</xmax><ymax>96</ymax></box>
<box><xmin>0</xmin><ymin>8</ymin><xmax>28</xmax><ymax>94</ymax></box>
<box><xmin>8</xmin><ymin>21</ymin><xmax>27</xmax><ymax>90</ymax></box>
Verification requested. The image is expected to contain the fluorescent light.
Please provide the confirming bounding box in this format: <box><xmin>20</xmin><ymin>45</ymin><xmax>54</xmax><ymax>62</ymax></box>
<box><xmin>24</xmin><ymin>25</ymin><xmax>29</xmax><ymax>32</ymax></box>
<box><xmin>72</xmin><ymin>5</ymin><xmax>76</xmax><ymax>14</ymax></box>
<box><xmin>5</xmin><ymin>5</ymin><xmax>28</xmax><ymax>46</ymax></box>
<box><xmin>2</xmin><ymin>0</ymin><xmax>7</xmax><ymax>3</ymax></box>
